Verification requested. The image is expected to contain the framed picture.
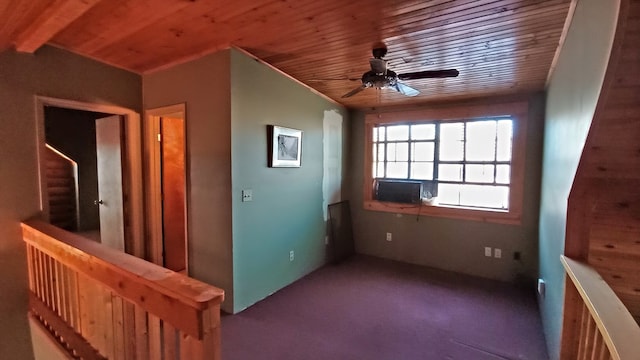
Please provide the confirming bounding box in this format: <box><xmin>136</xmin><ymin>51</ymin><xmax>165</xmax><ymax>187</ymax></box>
<box><xmin>268</xmin><ymin>125</ymin><xmax>302</xmax><ymax>167</ymax></box>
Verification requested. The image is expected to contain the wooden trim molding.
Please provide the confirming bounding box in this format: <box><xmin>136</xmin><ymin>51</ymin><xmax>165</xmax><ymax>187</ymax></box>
<box><xmin>144</xmin><ymin>103</ymin><xmax>188</xmax><ymax>269</ymax></box>
<box><xmin>362</xmin><ymin>100</ymin><xmax>528</xmax><ymax>224</ymax></box>
<box><xmin>34</xmin><ymin>96</ymin><xmax>144</xmax><ymax>258</ymax></box>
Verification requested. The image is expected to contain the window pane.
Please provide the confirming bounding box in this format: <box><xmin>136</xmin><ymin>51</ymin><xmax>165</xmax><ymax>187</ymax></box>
<box><xmin>438</xmin><ymin>184</ymin><xmax>509</xmax><ymax>209</ymax></box>
<box><xmin>386</xmin><ymin>125</ymin><xmax>409</xmax><ymax>141</ymax></box>
<box><xmin>465</xmin><ymin>164</ymin><xmax>495</xmax><ymax>183</ymax></box>
<box><xmin>440</xmin><ymin>123</ymin><xmax>464</xmax><ymax>161</ymax></box>
<box><xmin>373</xmin><ymin>127</ymin><xmax>378</xmax><ymax>142</ymax></box>
<box><xmin>372</xmin><ymin>145</ymin><xmax>377</xmax><ymax>163</ymax></box>
<box><xmin>378</xmin><ymin>144</ymin><xmax>385</xmax><ymax>162</ymax></box>
<box><xmin>412</xmin><ymin>142</ymin><xmax>434</xmax><ymax>161</ymax></box>
<box><xmin>411</xmin><ymin>162</ymin><xmax>433</xmax><ymax>180</ymax></box>
<box><xmin>459</xmin><ymin>185</ymin><xmax>509</xmax><ymax>209</ymax></box>
<box><xmin>375</xmin><ymin>162</ymin><xmax>384</xmax><ymax>178</ymax></box>
<box><xmin>386</xmin><ymin>162</ymin><xmax>408</xmax><ymax>178</ymax></box>
<box><xmin>438</xmin><ymin>164</ymin><xmax>463</xmax><ymax>182</ymax></box>
<box><xmin>497</xmin><ymin>120</ymin><xmax>513</xmax><ymax>161</ymax></box>
<box><xmin>386</xmin><ymin>142</ymin><xmax>409</xmax><ymax>161</ymax></box>
<box><xmin>438</xmin><ymin>183</ymin><xmax>462</xmax><ymax>205</ymax></box>
<box><xmin>496</xmin><ymin>165</ymin><xmax>510</xmax><ymax>184</ymax></box>
<box><xmin>411</xmin><ymin>124</ymin><xmax>435</xmax><ymax>140</ymax></box>
<box><xmin>466</xmin><ymin>121</ymin><xmax>496</xmax><ymax>161</ymax></box>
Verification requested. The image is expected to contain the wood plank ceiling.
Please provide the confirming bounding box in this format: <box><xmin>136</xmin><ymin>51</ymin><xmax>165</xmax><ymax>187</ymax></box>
<box><xmin>0</xmin><ymin>0</ymin><xmax>573</xmax><ymax>109</ymax></box>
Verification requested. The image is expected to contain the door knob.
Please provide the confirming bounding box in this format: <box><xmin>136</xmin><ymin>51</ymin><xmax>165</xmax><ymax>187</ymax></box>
<box><xmin>94</xmin><ymin>199</ymin><xmax>104</xmax><ymax>205</ymax></box>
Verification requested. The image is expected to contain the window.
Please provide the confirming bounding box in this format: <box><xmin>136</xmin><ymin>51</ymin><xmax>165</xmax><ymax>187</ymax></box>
<box><xmin>364</xmin><ymin>102</ymin><xmax>527</xmax><ymax>224</ymax></box>
<box><xmin>373</xmin><ymin>118</ymin><xmax>513</xmax><ymax>210</ymax></box>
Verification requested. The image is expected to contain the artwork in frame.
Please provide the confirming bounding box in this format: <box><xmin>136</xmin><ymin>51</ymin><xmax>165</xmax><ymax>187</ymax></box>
<box><xmin>268</xmin><ymin>125</ymin><xmax>302</xmax><ymax>168</ymax></box>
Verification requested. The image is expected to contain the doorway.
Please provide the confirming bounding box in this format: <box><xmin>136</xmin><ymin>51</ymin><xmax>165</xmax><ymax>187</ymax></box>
<box><xmin>36</xmin><ymin>96</ymin><xmax>144</xmax><ymax>256</ymax></box>
<box><xmin>44</xmin><ymin>107</ymin><xmax>117</xmax><ymax>242</ymax></box>
<box><xmin>146</xmin><ymin>104</ymin><xmax>188</xmax><ymax>273</ymax></box>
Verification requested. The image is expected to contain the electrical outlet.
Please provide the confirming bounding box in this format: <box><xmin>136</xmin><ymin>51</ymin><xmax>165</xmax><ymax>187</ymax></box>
<box><xmin>289</xmin><ymin>250</ymin><xmax>294</xmax><ymax>261</ymax></box>
<box><xmin>484</xmin><ymin>247</ymin><xmax>492</xmax><ymax>257</ymax></box>
<box><xmin>494</xmin><ymin>248</ymin><xmax>502</xmax><ymax>259</ymax></box>
<box><xmin>386</xmin><ymin>232</ymin><xmax>392</xmax><ymax>241</ymax></box>
<box><xmin>242</xmin><ymin>189</ymin><xmax>253</xmax><ymax>202</ymax></box>
<box><xmin>324</xmin><ymin>236</ymin><xmax>329</xmax><ymax>245</ymax></box>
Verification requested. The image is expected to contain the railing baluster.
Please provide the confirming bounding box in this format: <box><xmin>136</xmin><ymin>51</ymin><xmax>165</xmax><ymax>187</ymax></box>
<box><xmin>560</xmin><ymin>256</ymin><xmax>640</xmax><ymax>360</ymax></box>
<box><xmin>148</xmin><ymin>313</ymin><xmax>162</xmax><ymax>359</ymax></box>
<box><xmin>26</xmin><ymin>244</ymin><xmax>35</xmax><ymax>292</ymax></box>
<box><xmin>577</xmin><ymin>304</ymin><xmax>588</xmax><ymax>359</ymax></box>
<box><xmin>22</xmin><ymin>220</ymin><xmax>223</xmax><ymax>360</ymax></box>
<box><xmin>111</xmin><ymin>295</ymin><xmax>125</xmax><ymax>360</ymax></box>
<box><xmin>134</xmin><ymin>304</ymin><xmax>149</xmax><ymax>359</ymax></box>
<box><xmin>163</xmin><ymin>321</ymin><xmax>178</xmax><ymax>360</ymax></box>
<box><xmin>122</xmin><ymin>300</ymin><xmax>137</xmax><ymax>359</ymax></box>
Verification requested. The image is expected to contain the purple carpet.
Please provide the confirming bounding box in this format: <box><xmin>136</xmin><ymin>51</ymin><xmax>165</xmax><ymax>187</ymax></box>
<box><xmin>222</xmin><ymin>255</ymin><xmax>549</xmax><ymax>360</ymax></box>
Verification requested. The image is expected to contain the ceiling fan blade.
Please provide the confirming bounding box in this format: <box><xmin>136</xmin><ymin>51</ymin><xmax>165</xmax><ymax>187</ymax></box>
<box><xmin>342</xmin><ymin>85</ymin><xmax>367</xmax><ymax>98</ymax></box>
<box><xmin>369</xmin><ymin>58</ymin><xmax>387</xmax><ymax>74</ymax></box>
<box><xmin>392</xmin><ymin>82</ymin><xmax>420</xmax><ymax>97</ymax></box>
<box><xmin>398</xmin><ymin>69</ymin><xmax>459</xmax><ymax>80</ymax></box>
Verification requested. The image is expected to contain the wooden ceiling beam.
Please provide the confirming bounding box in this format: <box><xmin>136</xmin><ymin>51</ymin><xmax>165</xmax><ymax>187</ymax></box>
<box><xmin>14</xmin><ymin>0</ymin><xmax>103</xmax><ymax>53</ymax></box>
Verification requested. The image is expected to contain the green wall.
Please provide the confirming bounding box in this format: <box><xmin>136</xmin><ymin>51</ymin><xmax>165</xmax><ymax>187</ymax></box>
<box><xmin>538</xmin><ymin>1</ymin><xmax>619</xmax><ymax>358</ymax></box>
<box><xmin>142</xmin><ymin>51</ymin><xmax>235</xmax><ymax>312</ymax></box>
<box><xmin>349</xmin><ymin>95</ymin><xmax>545</xmax><ymax>284</ymax></box>
<box><xmin>0</xmin><ymin>46</ymin><xmax>141</xmax><ymax>359</ymax></box>
<box><xmin>230</xmin><ymin>49</ymin><xmax>348</xmax><ymax>312</ymax></box>
<box><xmin>143</xmin><ymin>49</ymin><xmax>348</xmax><ymax>313</ymax></box>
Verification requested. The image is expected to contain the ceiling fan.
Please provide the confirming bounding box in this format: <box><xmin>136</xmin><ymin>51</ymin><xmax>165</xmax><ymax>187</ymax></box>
<box><xmin>342</xmin><ymin>47</ymin><xmax>459</xmax><ymax>98</ymax></box>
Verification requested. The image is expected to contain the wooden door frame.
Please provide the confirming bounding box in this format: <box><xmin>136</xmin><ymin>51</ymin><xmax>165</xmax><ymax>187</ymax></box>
<box><xmin>144</xmin><ymin>103</ymin><xmax>188</xmax><ymax>272</ymax></box>
<box><xmin>35</xmin><ymin>96</ymin><xmax>144</xmax><ymax>257</ymax></box>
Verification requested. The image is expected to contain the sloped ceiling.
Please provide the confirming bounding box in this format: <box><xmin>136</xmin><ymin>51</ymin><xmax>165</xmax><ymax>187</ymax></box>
<box><xmin>0</xmin><ymin>0</ymin><xmax>573</xmax><ymax>108</ymax></box>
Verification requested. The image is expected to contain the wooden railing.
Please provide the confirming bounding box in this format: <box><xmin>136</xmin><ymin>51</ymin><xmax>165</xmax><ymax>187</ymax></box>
<box><xmin>560</xmin><ymin>256</ymin><xmax>640</xmax><ymax>360</ymax></box>
<box><xmin>22</xmin><ymin>219</ymin><xmax>224</xmax><ymax>360</ymax></box>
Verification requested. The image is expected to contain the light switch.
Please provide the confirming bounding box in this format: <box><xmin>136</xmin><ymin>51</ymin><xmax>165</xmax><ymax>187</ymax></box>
<box><xmin>242</xmin><ymin>189</ymin><xmax>253</xmax><ymax>202</ymax></box>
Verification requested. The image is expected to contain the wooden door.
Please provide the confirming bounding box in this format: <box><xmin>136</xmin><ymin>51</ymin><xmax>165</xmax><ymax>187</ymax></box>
<box><xmin>95</xmin><ymin>116</ymin><xmax>125</xmax><ymax>251</ymax></box>
<box><xmin>161</xmin><ymin>116</ymin><xmax>186</xmax><ymax>272</ymax></box>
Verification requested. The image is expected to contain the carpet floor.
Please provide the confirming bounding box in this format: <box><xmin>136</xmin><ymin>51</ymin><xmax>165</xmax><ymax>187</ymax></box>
<box><xmin>221</xmin><ymin>255</ymin><xmax>549</xmax><ymax>360</ymax></box>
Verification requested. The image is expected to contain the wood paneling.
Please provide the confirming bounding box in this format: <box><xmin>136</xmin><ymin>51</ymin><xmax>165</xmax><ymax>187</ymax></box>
<box><xmin>13</xmin><ymin>0</ymin><xmax>102</xmax><ymax>53</ymax></box>
<box><xmin>45</xmin><ymin>146</ymin><xmax>77</xmax><ymax>231</ymax></box>
<box><xmin>0</xmin><ymin>0</ymin><xmax>572</xmax><ymax>108</ymax></box>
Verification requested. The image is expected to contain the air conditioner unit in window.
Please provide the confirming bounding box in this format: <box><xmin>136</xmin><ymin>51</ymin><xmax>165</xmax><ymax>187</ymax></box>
<box><xmin>375</xmin><ymin>180</ymin><xmax>423</xmax><ymax>204</ymax></box>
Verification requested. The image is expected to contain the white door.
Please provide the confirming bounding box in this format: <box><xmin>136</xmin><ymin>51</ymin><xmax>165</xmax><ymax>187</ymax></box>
<box><xmin>96</xmin><ymin>116</ymin><xmax>125</xmax><ymax>251</ymax></box>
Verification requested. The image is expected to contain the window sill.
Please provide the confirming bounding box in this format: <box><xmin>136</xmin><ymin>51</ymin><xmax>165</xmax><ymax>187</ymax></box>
<box><xmin>363</xmin><ymin>200</ymin><xmax>522</xmax><ymax>225</ymax></box>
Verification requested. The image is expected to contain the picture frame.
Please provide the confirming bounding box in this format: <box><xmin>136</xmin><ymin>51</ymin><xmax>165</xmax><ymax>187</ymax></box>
<box><xmin>268</xmin><ymin>125</ymin><xmax>302</xmax><ymax>167</ymax></box>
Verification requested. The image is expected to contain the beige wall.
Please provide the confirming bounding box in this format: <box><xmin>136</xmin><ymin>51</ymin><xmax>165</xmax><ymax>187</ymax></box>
<box><xmin>349</xmin><ymin>94</ymin><xmax>545</xmax><ymax>283</ymax></box>
<box><xmin>142</xmin><ymin>51</ymin><xmax>234</xmax><ymax>313</ymax></box>
<box><xmin>0</xmin><ymin>46</ymin><xmax>141</xmax><ymax>358</ymax></box>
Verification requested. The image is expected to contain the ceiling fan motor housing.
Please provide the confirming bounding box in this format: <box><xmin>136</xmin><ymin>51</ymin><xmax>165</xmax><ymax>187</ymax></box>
<box><xmin>362</xmin><ymin>69</ymin><xmax>398</xmax><ymax>89</ymax></box>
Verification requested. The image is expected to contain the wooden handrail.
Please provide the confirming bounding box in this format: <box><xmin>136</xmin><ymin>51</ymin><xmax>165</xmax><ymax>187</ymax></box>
<box><xmin>561</xmin><ymin>256</ymin><xmax>640</xmax><ymax>359</ymax></box>
<box><xmin>22</xmin><ymin>218</ymin><xmax>224</xmax><ymax>359</ymax></box>
<box><xmin>22</xmin><ymin>219</ymin><xmax>224</xmax><ymax>338</ymax></box>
